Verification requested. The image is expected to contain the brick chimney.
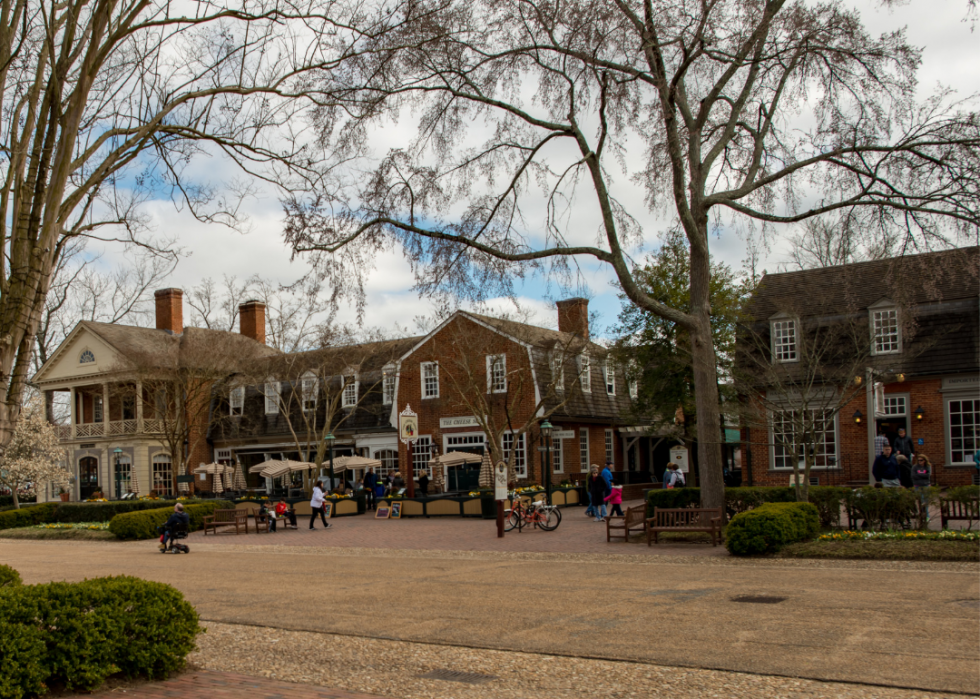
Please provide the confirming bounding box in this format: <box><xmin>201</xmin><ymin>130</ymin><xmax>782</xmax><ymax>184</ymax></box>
<box><xmin>239</xmin><ymin>300</ymin><xmax>266</xmax><ymax>344</ymax></box>
<box><xmin>556</xmin><ymin>298</ymin><xmax>589</xmax><ymax>338</ymax></box>
<box><xmin>154</xmin><ymin>288</ymin><xmax>183</xmax><ymax>334</ymax></box>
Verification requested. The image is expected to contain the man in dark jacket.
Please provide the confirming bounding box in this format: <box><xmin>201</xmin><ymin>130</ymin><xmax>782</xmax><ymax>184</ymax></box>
<box><xmin>362</xmin><ymin>468</ymin><xmax>377</xmax><ymax>510</ymax></box>
<box><xmin>872</xmin><ymin>444</ymin><xmax>901</xmax><ymax>487</ymax></box>
<box><xmin>892</xmin><ymin>428</ymin><xmax>914</xmax><ymax>461</ymax></box>
<box><xmin>159</xmin><ymin>503</ymin><xmax>189</xmax><ymax>551</ymax></box>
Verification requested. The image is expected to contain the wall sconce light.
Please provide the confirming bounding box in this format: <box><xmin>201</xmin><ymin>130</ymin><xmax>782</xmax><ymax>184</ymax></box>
<box><xmin>854</xmin><ymin>376</ymin><xmax>862</xmax><ymax>386</ymax></box>
<box><xmin>896</xmin><ymin>373</ymin><xmax>905</xmax><ymax>382</ymax></box>
<box><xmin>914</xmin><ymin>406</ymin><xmax>925</xmax><ymax>421</ymax></box>
<box><xmin>853</xmin><ymin>410</ymin><xmax>863</xmax><ymax>424</ymax></box>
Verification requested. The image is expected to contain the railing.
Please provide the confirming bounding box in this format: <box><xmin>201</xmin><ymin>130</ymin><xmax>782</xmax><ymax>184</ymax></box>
<box><xmin>58</xmin><ymin>418</ymin><xmax>165</xmax><ymax>441</ymax></box>
<box><xmin>75</xmin><ymin>423</ymin><xmax>104</xmax><ymax>438</ymax></box>
<box><xmin>56</xmin><ymin>425</ymin><xmax>71</xmax><ymax>440</ymax></box>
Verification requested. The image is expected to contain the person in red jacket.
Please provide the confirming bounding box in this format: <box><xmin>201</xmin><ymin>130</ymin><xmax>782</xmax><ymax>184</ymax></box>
<box><xmin>604</xmin><ymin>482</ymin><xmax>624</xmax><ymax>517</ymax></box>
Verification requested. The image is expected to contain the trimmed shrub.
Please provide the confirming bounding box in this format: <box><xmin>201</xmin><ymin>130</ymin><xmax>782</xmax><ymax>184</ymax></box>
<box><xmin>645</xmin><ymin>488</ymin><xmax>702</xmax><ymax>516</ymax></box>
<box><xmin>0</xmin><ymin>503</ymin><xmax>58</xmax><ymax>530</ymax></box>
<box><xmin>0</xmin><ymin>575</ymin><xmax>202</xmax><ymax>696</ymax></box>
<box><xmin>844</xmin><ymin>487</ymin><xmax>918</xmax><ymax>530</ymax></box>
<box><xmin>52</xmin><ymin>499</ymin><xmax>211</xmax><ymax>523</ymax></box>
<box><xmin>0</xmin><ymin>565</ymin><xmax>21</xmax><ymax>589</ymax></box>
<box><xmin>109</xmin><ymin>500</ymin><xmax>234</xmax><ymax>540</ymax></box>
<box><xmin>806</xmin><ymin>487</ymin><xmax>846</xmax><ymax>528</ymax></box>
<box><xmin>646</xmin><ymin>485</ymin><xmax>849</xmax><ymax>525</ymax></box>
<box><xmin>726</xmin><ymin>502</ymin><xmax>820</xmax><ymax>556</ymax></box>
<box><xmin>0</xmin><ymin>621</ymin><xmax>47</xmax><ymax>699</ymax></box>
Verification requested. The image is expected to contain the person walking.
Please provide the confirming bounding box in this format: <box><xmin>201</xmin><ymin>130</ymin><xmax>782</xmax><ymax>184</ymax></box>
<box><xmin>911</xmin><ymin>454</ymin><xmax>933</xmax><ymax>524</ymax></box>
<box><xmin>896</xmin><ymin>454</ymin><xmax>914</xmax><ymax>488</ymax></box>
<box><xmin>362</xmin><ymin>468</ymin><xmax>377</xmax><ymax>510</ymax></box>
<box><xmin>584</xmin><ymin>466</ymin><xmax>600</xmax><ymax>517</ymax></box>
<box><xmin>663</xmin><ymin>462</ymin><xmax>686</xmax><ymax>489</ymax></box>
<box><xmin>872</xmin><ymin>444</ymin><xmax>901</xmax><ymax>487</ymax></box>
<box><xmin>309</xmin><ymin>481</ymin><xmax>331</xmax><ymax>529</ymax></box>
<box><xmin>605</xmin><ymin>482</ymin><xmax>624</xmax><ymax>517</ymax></box>
<box><xmin>874</xmin><ymin>427</ymin><xmax>890</xmax><ymax>457</ymax></box>
<box><xmin>589</xmin><ymin>467</ymin><xmax>610</xmax><ymax>522</ymax></box>
<box><xmin>892</xmin><ymin>428</ymin><xmax>914</xmax><ymax>461</ymax></box>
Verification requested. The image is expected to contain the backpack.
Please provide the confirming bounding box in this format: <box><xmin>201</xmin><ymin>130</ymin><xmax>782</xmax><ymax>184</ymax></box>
<box><xmin>672</xmin><ymin>470</ymin><xmax>686</xmax><ymax>488</ymax></box>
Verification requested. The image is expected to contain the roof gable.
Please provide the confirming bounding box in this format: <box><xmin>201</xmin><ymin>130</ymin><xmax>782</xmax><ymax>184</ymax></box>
<box><xmin>32</xmin><ymin>323</ymin><xmax>132</xmax><ymax>384</ymax></box>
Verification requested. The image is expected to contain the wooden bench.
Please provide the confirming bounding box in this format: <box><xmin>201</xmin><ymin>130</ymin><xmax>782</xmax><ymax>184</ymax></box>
<box><xmin>941</xmin><ymin>497</ymin><xmax>979</xmax><ymax>530</ymax></box>
<box><xmin>203</xmin><ymin>509</ymin><xmax>248</xmax><ymax>535</ymax></box>
<box><xmin>647</xmin><ymin>507</ymin><xmax>723</xmax><ymax>546</ymax></box>
<box><xmin>606</xmin><ymin>505</ymin><xmax>647</xmax><ymax>542</ymax></box>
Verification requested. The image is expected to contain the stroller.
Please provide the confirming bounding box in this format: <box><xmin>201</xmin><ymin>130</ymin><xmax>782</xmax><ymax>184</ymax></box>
<box><xmin>158</xmin><ymin>522</ymin><xmax>190</xmax><ymax>554</ymax></box>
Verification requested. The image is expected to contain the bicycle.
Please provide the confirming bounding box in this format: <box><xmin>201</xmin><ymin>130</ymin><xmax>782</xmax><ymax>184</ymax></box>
<box><xmin>504</xmin><ymin>492</ymin><xmax>561</xmax><ymax>532</ymax></box>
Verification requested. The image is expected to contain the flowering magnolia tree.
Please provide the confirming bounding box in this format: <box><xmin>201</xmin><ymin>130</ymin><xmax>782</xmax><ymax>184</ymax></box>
<box><xmin>0</xmin><ymin>406</ymin><xmax>69</xmax><ymax>509</ymax></box>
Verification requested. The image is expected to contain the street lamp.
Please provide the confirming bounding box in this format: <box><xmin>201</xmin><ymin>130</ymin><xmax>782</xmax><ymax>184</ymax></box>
<box><xmin>325</xmin><ymin>432</ymin><xmax>335</xmax><ymax>492</ymax></box>
<box><xmin>540</xmin><ymin>419</ymin><xmax>553</xmax><ymax>503</ymax></box>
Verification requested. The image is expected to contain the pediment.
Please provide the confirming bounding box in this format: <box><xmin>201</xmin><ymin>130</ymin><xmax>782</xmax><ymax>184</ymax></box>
<box><xmin>32</xmin><ymin>324</ymin><xmax>128</xmax><ymax>385</ymax></box>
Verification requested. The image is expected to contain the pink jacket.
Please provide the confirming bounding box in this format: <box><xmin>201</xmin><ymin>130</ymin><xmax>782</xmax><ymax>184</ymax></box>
<box><xmin>604</xmin><ymin>486</ymin><xmax>622</xmax><ymax>505</ymax></box>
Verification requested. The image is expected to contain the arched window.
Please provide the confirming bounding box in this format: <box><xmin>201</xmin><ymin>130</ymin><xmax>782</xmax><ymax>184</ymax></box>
<box><xmin>79</xmin><ymin>349</ymin><xmax>95</xmax><ymax>364</ymax></box>
<box><xmin>152</xmin><ymin>454</ymin><xmax>173</xmax><ymax>496</ymax></box>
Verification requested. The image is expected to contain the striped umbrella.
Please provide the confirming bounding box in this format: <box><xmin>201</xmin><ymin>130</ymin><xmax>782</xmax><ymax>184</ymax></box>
<box><xmin>478</xmin><ymin>451</ymin><xmax>493</xmax><ymax>488</ymax></box>
<box><xmin>233</xmin><ymin>461</ymin><xmax>247</xmax><ymax>490</ymax></box>
<box><xmin>223</xmin><ymin>471</ymin><xmax>235</xmax><ymax>491</ymax></box>
<box><xmin>430</xmin><ymin>458</ymin><xmax>444</xmax><ymax>493</ymax></box>
<box><xmin>129</xmin><ymin>466</ymin><xmax>141</xmax><ymax>496</ymax></box>
<box><xmin>212</xmin><ymin>470</ymin><xmax>224</xmax><ymax>494</ymax></box>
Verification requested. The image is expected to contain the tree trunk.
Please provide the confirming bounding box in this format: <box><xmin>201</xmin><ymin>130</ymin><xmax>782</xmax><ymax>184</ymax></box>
<box><xmin>12</xmin><ymin>490</ymin><xmax>20</xmax><ymax>509</ymax></box>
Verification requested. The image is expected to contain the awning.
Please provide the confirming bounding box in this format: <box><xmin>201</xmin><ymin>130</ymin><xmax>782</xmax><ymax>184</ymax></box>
<box><xmin>433</xmin><ymin>451</ymin><xmax>483</xmax><ymax>467</ymax></box>
<box><xmin>249</xmin><ymin>459</ymin><xmax>315</xmax><ymax>478</ymax></box>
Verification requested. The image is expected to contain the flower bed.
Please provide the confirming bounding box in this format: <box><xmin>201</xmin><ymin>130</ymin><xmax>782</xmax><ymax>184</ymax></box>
<box><xmin>817</xmin><ymin>530</ymin><xmax>978</xmax><ymax>541</ymax></box>
<box><xmin>34</xmin><ymin>522</ymin><xmax>111</xmax><ymax>531</ymax></box>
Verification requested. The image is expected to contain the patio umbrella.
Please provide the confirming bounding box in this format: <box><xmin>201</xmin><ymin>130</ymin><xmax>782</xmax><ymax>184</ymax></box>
<box><xmin>194</xmin><ymin>462</ymin><xmax>228</xmax><ymax>475</ymax></box>
<box><xmin>129</xmin><ymin>466</ymin><xmax>141</xmax><ymax>496</ymax></box>
<box><xmin>430</xmin><ymin>458</ymin><xmax>444</xmax><ymax>493</ymax></box>
<box><xmin>250</xmin><ymin>459</ymin><xmax>314</xmax><ymax>479</ymax></box>
<box><xmin>478</xmin><ymin>451</ymin><xmax>493</xmax><ymax>488</ymax></box>
<box><xmin>223</xmin><ymin>471</ymin><xmax>235</xmax><ymax>491</ymax></box>
<box><xmin>435</xmin><ymin>451</ymin><xmax>483</xmax><ymax>467</ymax></box>
<box><xmin>327</xmin><ymin>455</ymin><xmax>382</xmax><ymax>472</ymax></box>
<box><xmin>233</xmin><ymin>461</ymin><xmax>248</xmax><ymax>490</ymax></box>
<box><xmin>212</xmin><ymin>470</ymin><xmax>224</xmax><ymax>494</ymax></box>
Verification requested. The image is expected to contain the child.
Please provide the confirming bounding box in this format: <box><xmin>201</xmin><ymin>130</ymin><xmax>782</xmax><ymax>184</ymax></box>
<box><xmin>259</xmin><ymin>501</ymin><xmax>277</xmax><ymax>532</ymax></box>
<box><xmin>604</xmin><ymin>481</ymin><xmax>624</xmax><ymax>517</ymax></box>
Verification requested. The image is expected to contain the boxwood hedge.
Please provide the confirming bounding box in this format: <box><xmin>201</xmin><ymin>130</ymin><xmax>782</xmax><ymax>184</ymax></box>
<box><xmin>108</xmin><ymin>500</ymin><xmax>234</xmax><ymax>540</ymax></box>
<box><xmin>646</xmin><ymin>486</ymin><xmax>847</xmax><ymax>528</ymax></box>
<box><xmin>0</xmin><ymin>500</ymin><xmax>224</xmax><ymax>533</ymax></box>
<box><xmin>726</xmin><ymin>502</ymin><xmax>820</xmax><ymax>556</ymax></box>
<box><xmin>0</xmin><ymin>504</ymin><xmax>58</xmax><ymax>531</ymax></box>
<box><xmin>0</xmin><ymin>565</ymin><xmax>21</xmax><ymax>589</ymax></box>
<box><xmin>0</xmin><ymin>573</ymin><xmax>203</xmax><ymax>698</ymax></box>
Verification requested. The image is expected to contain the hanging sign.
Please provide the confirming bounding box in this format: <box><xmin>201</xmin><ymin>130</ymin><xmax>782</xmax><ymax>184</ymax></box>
<box><xmin>669</xmin><ymin>447</ymin><xmax>690</xmax><ymax>473</ymax></box>
<box><xmin>399</xmin><ymin>405</ymin><xmax>419</xmax><ymax>444</ymax></box>
<box><xmin>494</xmin><ymin>462</ymin><xmax>508</xmax><ymax>500</ymax></box>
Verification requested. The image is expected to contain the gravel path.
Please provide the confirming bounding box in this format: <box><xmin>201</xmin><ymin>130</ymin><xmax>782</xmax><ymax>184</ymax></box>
<box><xmin>191</xmin><ymin>621</ymin><xmax>971</xmax><ymax>699</ymax></box>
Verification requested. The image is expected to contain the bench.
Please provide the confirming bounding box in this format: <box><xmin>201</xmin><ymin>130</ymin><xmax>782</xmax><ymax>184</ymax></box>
<box><xmin>941</xmin><ymin>497</ymin><xmax>979</xmax><ymax>530</ymax></box>
<box><xmin>203</xmin><ymin>509</ymin><xmax>249</xmax><ymax>535</ymax></box>
<box><xmin>647</xmin><ymin>507</ymin><xmax>723</xmax><ymax>546</ymax></box>
<box><xmin>606</xmin><ymin>505</ymin><xmax>647</xmax><ymax>542</ymax></box>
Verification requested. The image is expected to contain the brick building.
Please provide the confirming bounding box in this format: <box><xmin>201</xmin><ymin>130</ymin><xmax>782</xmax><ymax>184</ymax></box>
<box><xmin>738</xmin><ymin>247</ymin><xmax>979</xmax><ymax>487</ymax></box>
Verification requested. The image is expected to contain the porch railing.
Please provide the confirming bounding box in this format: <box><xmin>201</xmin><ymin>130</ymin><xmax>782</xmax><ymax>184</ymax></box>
<box><xmin>57</xmin><ymin>418</ymin><xmax>166</xmax><ymax>441</ymax></box>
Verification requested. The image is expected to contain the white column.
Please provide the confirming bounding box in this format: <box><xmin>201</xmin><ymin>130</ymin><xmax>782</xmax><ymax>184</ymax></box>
<box><xmin>102</xmin><ymin>382</ymin><xmax>109</xmax><ymax>434</ymax></box>
<box><xmin>69</xmin><ymin>387</ymin><xmax>77</xmax><ymax>439</ymax></box>
<box><xmin>136</xmin><ymin>381</ymin><xmax>144</xmax><ymax>433</ymax></box>
<box><xmin>866</xmin><ymin>367</ymin><xmax>875</xmax><ymax>484</ymax></box>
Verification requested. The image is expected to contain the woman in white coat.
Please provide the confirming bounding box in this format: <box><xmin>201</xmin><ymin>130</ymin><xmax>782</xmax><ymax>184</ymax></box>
<box><xmin>309</xmin><ymin>481</ymin><xmax>331</xmax><ymax>530</ymax></box>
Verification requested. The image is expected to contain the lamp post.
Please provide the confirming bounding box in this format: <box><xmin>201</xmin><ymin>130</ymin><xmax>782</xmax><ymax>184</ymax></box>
<box><xmin>325</xmin><ymin>432</ymin><xmax>335</xmax><ymax>492</ymax></box>
<box><xmin>540</xmin><ymin>420</ymin><xmax>553</xmax><ymax>504</ymax></box>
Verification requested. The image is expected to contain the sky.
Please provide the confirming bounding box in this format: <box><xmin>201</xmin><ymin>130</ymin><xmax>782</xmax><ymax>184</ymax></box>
<box><xmin>93</xmin><ymin>0</ymin><xmax>979</xmax><ymax>341</ymax></box>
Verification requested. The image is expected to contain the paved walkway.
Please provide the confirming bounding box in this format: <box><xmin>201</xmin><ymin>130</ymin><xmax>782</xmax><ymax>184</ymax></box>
<box><xmin>188</xmin><ymin>500</ymin><xmax>728</xmax><ymax>556</ymax></box>
<box><xmin>67</xmin><ymin>669</ymin><xmax>388</xmax><ymax>698</ymax></box>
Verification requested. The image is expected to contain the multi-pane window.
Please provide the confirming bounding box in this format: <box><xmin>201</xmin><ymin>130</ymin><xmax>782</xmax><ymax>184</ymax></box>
<box><xmin>374</xmin><ymin>449</ymin><xmax>399</xmax><ymax>480</ymax></box>
<box><xmin>422</xmin><ymin>362</ymin><xmax>439</xmax><ymax>399</ymax></box>
<box><xmin>487</xmin><ymin>354</ymin><xmax>507</xmax><ymax>393</ymax></box>
<box><xmin>382</xmin><ymin>365</ymin><xmax>396</xmax><ymax>405</ymax></box>
<box><xmin>949</xmin><ymin>399</ymin><xmax>979</xmax><ymax>464</ymax></box>
<box><xmin>502</xmin><ymin>432</ymin><xmax>527</xmax><ymax>478</ymax></box>
<box><xmin>770</xmin><ymin>409</ymin><xmax>838</xmax><ymax>469</ymax></box>
<box><xmin>412</xmin><ymin>436</ymin><xmax>432</xmax><ymax>477</ymax></box>
<box><xmin>551</xmin><ymin>353</ymin><xmax>564</xmax><ymax>392</ymax></box>
<box><xmin>883</xmin><ymin>396</ymin><xmax>907</xmax><ymax>416</ymax></box>
<box><xmin>152</xmin><ymin>454</ymin><xmax>173</xmax><ymax>496</ymax></box>
<box><xmin>579</xmin><ymin>355</ymin><xmax>591</xmax><ymax>393</ymax></box>
<box><xmin>301</xmin><ymin>374</ymin><xmax>318</xmax><ymax>412</ymax></box>
<box><xmin>342</xmin><ymin>375</ymin><xmax>358</xmax><ymax>408</ymax></box>
<box><xmin>605</xmin><ymin>429</ymin><xmax>614</xmax><ymax>465</ymax></box>
<box><xmin>264</xmin><ymin>381</ymin><xmax>280</xmax><ymax>414</ymax></box>
<box><xmin>93</xmin><ymin>396</ymin><xmax>103</xmax><ymax>423</ymax></box>
<box><xmin>229</xmin><ymin>386</ymin><xmax>244</xmax><ymax>416</ymax></box>
<box><xmin>579</xmin><ymin>428</ymin><xmax>590</xmax><ymax>469</ymax></box>
<box><xmin>604</xmin><ymin>360</ymin><xmax>616</xmax><ymax>395</ymax></box>
<box><xmin>552</xmin><ymin>437</ymin><xmax>563</xmax><ymax>473</ymax></box>
<box><xmin>872</xmin><ymin>308</ymin><xmax>900</xmax><ymax>354</ymax></box>
<box><xmin>771</xmin><ymin>319</ymin><xmax>798</xmax><ymax>362</ymax></box>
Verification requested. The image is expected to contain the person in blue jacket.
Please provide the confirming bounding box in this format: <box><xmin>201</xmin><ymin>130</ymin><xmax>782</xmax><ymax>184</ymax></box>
<box><xmin>872</xmin><ymin>444</ymin><xmax>900</xmax><ymax>487</ymax></box>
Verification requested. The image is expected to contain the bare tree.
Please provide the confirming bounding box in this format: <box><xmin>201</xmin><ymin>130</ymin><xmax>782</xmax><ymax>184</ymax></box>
<box><xmin>0</xmin><ymin>0</ymin><xmax>349</xmax><ymax>454</ymax></box>
<box><xmin>282</xmin><ymin>0</ymin><xmax>980</xmax><ymax>511</ymax></box>
<box><xmin>786</xmin><ymin>217</ymin><xmax>903</xmax><ymax>270</ymax></box>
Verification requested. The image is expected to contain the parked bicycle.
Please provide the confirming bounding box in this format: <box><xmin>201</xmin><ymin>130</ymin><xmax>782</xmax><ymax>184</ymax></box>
<box><xmin>504</xmin><ymin>492</ymin><xmax>561</xmax><ymax>532</ymax></box>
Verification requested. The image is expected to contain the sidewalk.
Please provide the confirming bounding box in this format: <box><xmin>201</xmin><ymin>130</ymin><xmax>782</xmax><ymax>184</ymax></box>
<box><xmin>187</xmin><ymin>500</ymin><xmax>728</xmax><ymax>556</ymax></box>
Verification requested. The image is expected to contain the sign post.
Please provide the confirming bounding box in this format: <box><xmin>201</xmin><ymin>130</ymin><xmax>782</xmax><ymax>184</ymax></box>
<box><xmin>494</xmin><ymin>461</ymin><xmax>508</xmax><ymax>538</ymax></box>
<box><xmin>398</xmin><ymin>405</ymin><xmax>419</xmax><ymax>499</ymax></box>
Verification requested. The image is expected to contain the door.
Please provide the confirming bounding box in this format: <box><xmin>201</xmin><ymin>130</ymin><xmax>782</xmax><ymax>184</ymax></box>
<box><xmin>79</xmin><ymin>456</ymin><xmax>100</xmax><ymax>500</ymax></box>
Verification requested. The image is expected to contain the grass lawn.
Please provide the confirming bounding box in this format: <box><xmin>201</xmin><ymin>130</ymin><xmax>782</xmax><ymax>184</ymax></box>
<box><xmin>777</xmin><ymin>538</ymin><xmax>979</xmax><ymax>562</ymax></box>
<box><xmin>0</xmin><ymin>523</ymin><xmax>117</xmax><ymax>541</ymax></box>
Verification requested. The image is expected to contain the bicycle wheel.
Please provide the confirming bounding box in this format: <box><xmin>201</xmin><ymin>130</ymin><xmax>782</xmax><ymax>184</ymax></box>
<box><xmin>504</xmin><ymin>508</ymin><xmax>521</xmax><ymax>532</ymax></box>
<box><xmin>537</xmin><ymin>508</ymin><xmax>560</xmax><ymax>531</ymax></box>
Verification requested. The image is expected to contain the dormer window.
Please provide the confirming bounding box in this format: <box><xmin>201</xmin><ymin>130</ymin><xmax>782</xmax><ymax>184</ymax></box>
<box><xmin>301</xmin><ymin>373</ymin><xmax>318</xmax><ymax>412</ymax></box>
<box><xmin>551</xmin><ymin>353</ymin><xmax>564</xmax><ymax>392</ymax></box>
<box><xmin>770</xmin><ymin>317</ymin><xmax>798</xmax><ymax>363</ymax></box>
<box><xmin>264</xmin><ymin>381</ymin><xmax>280</xmax><ymax>414</ymax></box>
<box><xmin>871</xmin><ymin>304</ymin><xmax>901</xmax><ymax>355</ymax></box>
<box><xmin>487</xmin><ymin>354</ymin><xmax>507</xmax><ymax>393</ymax></box>
<box><xmin>382</xmin><ymin>365</ymin><xmax>396</xmax><ymax>405</ymax></box>
<box><xmin>342</xmin><ymin>374</ymin><xmax>358</xmax><ymax>408</ymax></box>
<box><xmin>604</xmin><ymin>359</ymin><xmax>616</xmax><ymax>395</ymax></box>
<box><xmin>579</xmin><ymin>354</ymin><xmax>591</xmax><ymax>393</ymax></box>
<box><xmin>229</xmin><ymin>386</ymin><xmax>244</xmax><ymax>416</ymax></box>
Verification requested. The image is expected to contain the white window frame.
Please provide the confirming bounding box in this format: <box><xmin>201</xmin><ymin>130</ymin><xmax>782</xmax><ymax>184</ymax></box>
<box><xmin>579</xmin><ymin>354</ymin><xmax>591</xmax><ymax>393</ymax></box>
<box><xmin>604</xmin><ymin>359</ymin><xmax>616</xmax><ymax>395</ymax></box>
<box><xmin>770</xmin><ymin>317</ymin><xmax>798</xmax><ymax>363</ymax></box>
<box><xmin>93</xmin><ymin>396</ymin><xmax>103</xmax><ymax>423</ymax></box>
<box><xmin>301</xmin><ymin>373</ymin><xmax>318</xmax><ymax>412</ymax></box>
<box><xmin>552</xmin><ymin>437</ymin><xmax>563</xmax><ymax>474</ymax></box>
<box><xmin>152</xmin><ymin>454</ymin><xmax>173</xmax><ymax>496</ymax></box>
<box><xmin>947</xmin><ymin>397</ymin><xmax>979</xmax><ymax>465</ymax></box>
<box><xmin>768</xmin><ymin>409</ymin><xmax>839</xmax><ymax>470</ymax></box>
<box><xmin>502</xmin><ymin>432</ymin><xmax>527</xmax><ymax>478</ymax></box>
<box><xmin>627</xmin><ymin>360</ymin><xmax>639</xmax><ymax>400</ymax></box>
<box><xmin>373</xmin><ymin>449</ymin><xmax>399</xmax><ymax>479</ymax></box>
<box><xmin>229</xmin><ymin>386</ymin><xmax>244</xmax><ymax>416</ymax></box>
<box><xmin>342</xmin><ymin>374</ymin><xmax>358</xmax><ymax>408</ymax></box>
<box><xmin>412</xmin><ymin>436</ymin><xmax>432</xmax><ymax>477</ymax></box>
<box><xmin>882</xmin><ymin>395</ymin><xmax>907</xmax><ymax>417</ymax></box>
<box><xmin>421</xmin><ymin>362</ymin><xmax>439</xmax><ymax>399</ymax></box>
<box><xmin>604</xmin><ymin>429</ymin><xmax>614</xmax><ymax>465</ymax></box>
<box><xmin>579</xmin><ymin>428</ymin><xmax>590</xmax><ymax>469</ymax></box>
<box><xmin>264</xmin><ymin>381</ymin><xmax>281</xmax><ymax>414</ymax></box>
<box><xmin>870</xmin><ymin>304</ymin><xmax>901</xmax><ymax>356</ymax></box>
<box><xmin>382</xmin><ymin>364</ymin><xmax>396</xmax><ymax>405</ymax></box>
<box><xmin>487</xmin><ymin>354</ymin><xmax>507</xmax><ymax>393</ymax></box>
<box><xmin>551</xmin><ymin>353</ymin><xmax>564</xmax><ymax>392</ymax></box>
